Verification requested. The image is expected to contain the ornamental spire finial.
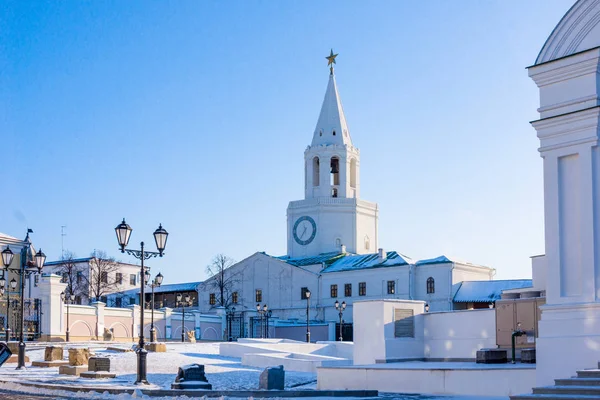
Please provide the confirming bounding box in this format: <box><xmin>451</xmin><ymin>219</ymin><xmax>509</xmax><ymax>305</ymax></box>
<box><xmin>326</xmin><ymin>49</ymin><xmax>338</xmax><ymax>75</ymax></box>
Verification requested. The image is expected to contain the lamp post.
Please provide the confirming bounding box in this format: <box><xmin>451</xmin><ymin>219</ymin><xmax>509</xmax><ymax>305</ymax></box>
<box><xmin>115</xmin><ymin>218</ymin><xmax>168</xmax><ymax>385</ymax></box>
<box><xmin>1</xmin><ymin>235</ymin><xmax>46</xmax><ymax>370</ymax></box>
<box><xmin>60</xmin><ymin>291</ymin><xmax>75</xmax><ymax>342</ymax></box>
<box><xmin>226</xmin><ymin>307</ymin><xmax>236</xmax><ymax>342</ymax></box>
<box><xmin>334</xmin><ymin>300</ymin><xmax>347</xmax><ymax>342</ymax></box>
<box><xmin>256</xmin><ymin>304</ymin><xmax>269</xmax><ymax>339</ymax></box>
<box><xmin>305</xmin><ymin>289</ymin><xmax>311</xmax><ymax>343</ymax></box>
<box><xmin>424</xmin><ymin>303</ymin><xmax>430</xmax><ymax>313</ymax></box>
<box><xmin>0</xmin><ymin>275</ymin><xmax>6</xmax><ymax>341</ymax></box>
<box><xmin>148</xmin><ymin>272</ymin><xmax>163</xmax><ymax>343</ymax></box>
<box><xmin>176</xmin><ymin>293</ymin><xmax>192</xmax><ymax>342</ymax></box>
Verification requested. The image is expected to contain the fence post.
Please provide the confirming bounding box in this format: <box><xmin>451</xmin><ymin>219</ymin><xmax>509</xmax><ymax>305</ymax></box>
<box><xmin>38</xmin><ymin>274</ymin><xmax>67</xmax><ymax>341</ymax></box>
<box><xmin>161</xmin><ymin>307</ymin><xmax>172</xmax><ymax>340</ymax></box>
<box><xmin>129</xmin><ymin>304</ymin><xmax>140</xmax><ymax>343</ymax></box>
<box><xmin>91</xmin><ymin>301</ymin><xmax>105</xmax><ymax>340</ymax></box>
<box><xmin>214</xmin><ymin>307</ymin><xmax>226</xmax><ymax>340</ymax></box>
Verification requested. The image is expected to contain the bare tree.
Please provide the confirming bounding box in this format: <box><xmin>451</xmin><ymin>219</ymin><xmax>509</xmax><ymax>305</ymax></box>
<box><xmin>204</xmin><ymin>254</ymin><xmax>240</xmax><ymax>308</ymax></box>
<box><xmin>82</xmin><ymin>250</ymin><xmax>121</xmax><ymax>302</ymax></box>
<box><xmin>54</xmin><ymin>251</ymin><xmax>87</xmax><ymax>301</ymax></box>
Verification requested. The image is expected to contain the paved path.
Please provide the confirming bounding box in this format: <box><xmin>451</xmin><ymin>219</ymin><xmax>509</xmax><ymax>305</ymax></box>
<box><xmin>0</xmin><ymin>389</ymin><xmax>75</xmax><ymax>399</ymax></box>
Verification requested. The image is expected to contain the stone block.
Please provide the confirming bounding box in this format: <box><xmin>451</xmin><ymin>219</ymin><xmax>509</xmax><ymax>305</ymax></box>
<box><xmin>147</xmin><ymin>342</ymin><xmax>167</xmax><ymax>352</ymax></box>
<box><xmin>44</xmin><ymin>346</ymin><xmax>64</xmax><ymax>361</ymax></box>
<box><xmin>259</xmin><ymin>365</ymin><xmax>285</xmax><ymax>390</ymax></box>
<box><xmin>68</xmin><ymin>348</ymin><xmax>91</xmax><ymax>366</ymax></box>
<box><xmin>171</xmin><ymin>363</ymin><xmax>212</xmax><ymax>390</ymax></box>
<box><xmin>186</xmin><ymin>331</ymin><xmax>196</xmax><ymax>343</ymax></box>
<box><xmin>521</xmin><ymin>348</ymin><xmax>536</xmax><ymax>363</ymax></box>
<box><xmin>476</xmin><ymin>348</ymin><xmax>508</xmax><ymax>364</ymax></box>
<box><xmin>88</xmin><ymin>357</ymin><xmax>110</xmax><ymax>372</ymax></box>
<box><xmin>58</xmin><ymin>365</ymin><xmax>87</xmax><ymax>376</ymax></box>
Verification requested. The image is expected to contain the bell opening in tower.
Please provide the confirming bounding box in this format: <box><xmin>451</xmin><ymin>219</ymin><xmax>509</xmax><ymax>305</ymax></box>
<box><xmin>330</xmin><ymin>157</ymin><xmax>340</xmax><ymax>187</ymax></box>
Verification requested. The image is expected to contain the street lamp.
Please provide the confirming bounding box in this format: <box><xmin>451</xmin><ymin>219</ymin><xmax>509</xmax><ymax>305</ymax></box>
<box><xmin>226</xmin><ymin>307</ymin><xmax>236</xmax><ymax>342</ymax></box>
<box><xmin>0</xmin><ymin>275</ymin><xmax>5</xmax><ymax>342</ymax></box>
<box><xmin>256</xmin><ymin>304</ymin><xmax>271</xmax><ymax>339</ymax></box>
<box><xmin>1</xmin><ymin>236</ymin><xmax>45</xmax><ymax>370</ymax></box>
<box><xmin>334</xmin><ymin>300</ymin><xmax>347</xmax><ymax>342</ymax></box>
<box><xmin>425</xmin><ymin>303</ymin><xmax>430</xmax><ymax>313</ymax></box>
<box><xmin>60</xmin><ymin>291</ymin><xmax>75</xmax><ymax>342</ymax></box>
<box><xmin>115</xmin><ymin>218</ymin><xmax>168</xmax><ymax>385</ymax></box>
<box><xmin>148</xmin><ymin>272</ymin><xmax>163</xmax><ymax>343</ymax></box>
<box><xmin>305</xmin><ymin>289</ymin><xmax>311</xmax><ymax>343</ymax></box>
<box><xmin>176</xmin><ymin>293</ymin><xmax>192</xmax><ymax>343</ymax></box>
<box><xmin>6</xmin><ymin>278</ymin><xmax>16</xmax><ymax>342</ymax></box>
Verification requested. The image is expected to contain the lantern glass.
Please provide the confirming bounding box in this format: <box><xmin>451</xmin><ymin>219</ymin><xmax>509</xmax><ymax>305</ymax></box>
<box><xmin>305</xmin><ymin>289</ymin><xmax>311</xmax><ymax>299</ymax></box>
<box><xmin>155</xmin><ymin>272</ymin><xmax>163</xmax><ymax>286</ymax></box>
<box><xmin>0</xmin><ymin>277</ymin><xmax>5</xmax><ymax>289</ymax></box>
<box><xmin>153</xmin><ymin>224</ymin><xmax>168</xmax><ymax>254</ymax></box>
<box><xmin>144</xmin><ymin>269</ymin><xmax>151</xmax><ymax>285</ymax></box>
<box><xmin>342</xmin><ymin>301</ymin><xmax>346</xmax><ymax>310</ymax></box>
<box><xmin>10</xmin><ymin>278</ymin><xmax>17</xmax><ymax>289</ymax></box>
<box><xmin>0</xmin><ymin>288</ymin><xmax>4</xmax><ymax>296</ymax></box>
<box><xmin>60</xmin><ymin>292</ymin><xmax>65</xmax><ymax>301</ymax></box>
<box><xmin>184</xmin><ymin>294</ymin><xmax>191</xmax><ymax>304</ymax></box>
<box><xmin>35</xmin><ymin>249</ymin><xmax>46</xmax><ymax>271</ymax></box>
<box><xmin>256</xmin><ymin>303</ymin><xmax>260</xmax><ymax>311</ymax></box>
<box><xmin>1</xmin><ymin>247</ymin><xmax>14</xmax><ymax>268</ymax></box>
<box><xmin>334</xmin><ymin>300</ymin><xmax>339</xmax><ymax>309</ymax></box>
<box><xmin>263</xmin><ymin>304</ymin><xmax>267</xmax><ymax>311</ymax></box>
<box><xmin>115</xmin><ymin>219</ymin><xmax>132</xmax><ymax>250</ymax></box>
<box><xmin>176</xmin><ymin>293</ymin><xmax>182</xmax><ymax>303</ymax></box>
<box><xmin>70</xmin><ymin>293</ymin><xmax>75</xmax><ymax>301</ymax></box>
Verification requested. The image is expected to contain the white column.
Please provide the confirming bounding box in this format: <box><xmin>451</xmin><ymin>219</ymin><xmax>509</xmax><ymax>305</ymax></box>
<box><xmin>38</xmin><ymin>274</ymin><xmax>67</xmax><ymax>341</ymax></box>
<box><xmin>91</xmin><ymin>301</ymin><xmax>105</xmax><ymax>340</ymax></box>
<box><xmin>161</xmin><ymin>307</ymin><xmax>172</xmax><ymax>339</ymax></box>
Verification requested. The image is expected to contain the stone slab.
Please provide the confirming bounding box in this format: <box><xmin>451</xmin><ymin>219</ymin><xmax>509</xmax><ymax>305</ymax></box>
<box><xmin>476</xmin><ymin>348</ymin><xmax>507</xmax><ymax>364</ymax></box>
<box><xmin>259</xmin><ymin>365</ymin><xmax>285</xmax><ymax>390</ymax></box>
<box><xmin>80</xmin><ymin>371</ymin><xmax>117</xmax><ymax>379</ymax></box>
<box><xmin>171</xmin><ymin>382</ymin><xmax>213</xmax><ymax>389</ymax></box>
<box><xmin>88</xmin><ymin>357</ymin><xmax>110</xmax><ymax>372</ymax></box>
<box><xmin>147</xmin><ymin>342</ymin><xmax>167</xmax><ymax>352</ymax></box>
<box><xmin>58</xmin><ymin>365</ymin><xmax>88</xmax><ymax>376</ymax></box>
<box><xmin>106</xmin><ymin>346</ymin><xmax>133</xmax><ymax>353</ymax></box>
<box><xmin>5</xmin><ymin>355</ymin><xmax>29</xmax><ymax>363</ymax></box>
<box><xmin>32</xmin><ymin>360</ymin><xmax>69</xmax><ymax>367</ymax></box>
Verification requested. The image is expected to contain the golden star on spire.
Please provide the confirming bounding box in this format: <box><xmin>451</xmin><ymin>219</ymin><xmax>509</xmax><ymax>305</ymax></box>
<box><xmin>326</xmin><ymin>49</ymin><xmax>338</xmax><ymax>74</ymax></box>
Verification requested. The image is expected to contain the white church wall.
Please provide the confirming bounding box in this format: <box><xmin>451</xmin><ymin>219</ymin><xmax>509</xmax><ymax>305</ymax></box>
<box><xmin>531</xmin><ymin>255</ymin><xmax>546</xmax><ymax>292</ymax></box>
<box><xmin>423</xmin><ymin>309</ymin><xmax>496</xmax><ymax>360</ymax></box>
<box><xmin>414</xmin><ymin>264</ymin><xmax>453</xmax><ymax>312</ymax></box>
<box><xmin>320</xmin><ymin>266</ymin><xmax>411</xmax><ymax>323</ymax></box>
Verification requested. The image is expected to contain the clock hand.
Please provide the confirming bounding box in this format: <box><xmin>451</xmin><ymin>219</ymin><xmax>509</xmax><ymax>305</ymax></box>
<box><xmin>300</xmin><ymin>225</ymin><xmax>307</xmax><ymax>239</ymax></box>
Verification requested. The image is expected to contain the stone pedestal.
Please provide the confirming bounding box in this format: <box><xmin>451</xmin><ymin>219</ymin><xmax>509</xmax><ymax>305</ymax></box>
<box><xmin>58</xmin><ymin>365</ymin><xmax>87</xmax><ymax>376</ymax></box>
<box><xmin>32</xmin><ymin>360</ymin><xmax>69</xmax><ymax>367</ymax></box>
<box><xmin>171</xmin><ymin>363</ymin><xmax>212</xmax><ymax>390</ymax></box>
<box><xmin>68</xmin><ymin>348</ymin><xmax>91</xmax><ymax>366</ymax></box>
<box><xmin>147</xmin><ymin>342</ymin><xmax>167</xmax><ymax>352</ymax></box>
<box><xmin>80</xmin><ymin>357</ymin><xmax>116</xmax><ymax>379</ymax></box>
<box><xmin>259</xmin><ymin>365</ymin><xmax>285</xmax><ymax>390</ymax></box>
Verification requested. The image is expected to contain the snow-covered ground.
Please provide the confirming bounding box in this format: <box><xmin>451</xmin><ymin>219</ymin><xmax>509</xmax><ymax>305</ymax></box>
<box><xmin>0</xmin><ymin>342</ymin><xmax>509</xmax><ymax>399</ymax></box>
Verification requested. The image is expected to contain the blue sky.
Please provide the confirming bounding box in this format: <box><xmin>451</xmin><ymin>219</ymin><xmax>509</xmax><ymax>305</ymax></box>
<box><xmin>1</xmin><ymin>1</ymin><xmax>575</xmax><ymax>283</ymax></box>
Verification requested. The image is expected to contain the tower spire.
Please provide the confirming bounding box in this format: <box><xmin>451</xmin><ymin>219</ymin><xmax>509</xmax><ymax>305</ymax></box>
<box><xmin>326</xmin><ymin>49</ymin><xmax>338</xmax><ymax>75</ymax></box>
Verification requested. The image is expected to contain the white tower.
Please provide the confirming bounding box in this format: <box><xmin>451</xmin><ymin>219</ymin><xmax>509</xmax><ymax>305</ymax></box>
<box><xmin>287</xmin><ymin>51</ymin><xmax>378</xmax><ymax>257</ymax></box>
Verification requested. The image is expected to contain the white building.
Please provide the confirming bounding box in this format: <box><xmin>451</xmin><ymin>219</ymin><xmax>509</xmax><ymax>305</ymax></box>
<box><xmin>196</xmin><ymin>58</ymin><xmax>498</xmax><ymax>331</ymax></box>
<box><xmin>32</xmin><ymin>256</ymin><xmax>143</xmax><ymax>305</ymax></box>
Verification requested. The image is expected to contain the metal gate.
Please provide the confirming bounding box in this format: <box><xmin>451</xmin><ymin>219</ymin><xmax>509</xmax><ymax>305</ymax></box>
<box><xmin>335</xmin><ymin>322</ymin><xmax>353</xmax><ymax>341</ymax></box>
<box><xmin>0</xmin><ymin>298</ymin><xmax>42</xmax><ymax>341</ymax></box>
<box><xmin>250</xmin><ymin>316</ymin><xmax>273</xmax><ymax>338</ymax></box>
<box><xmin>226</xmin><ymin>312</ymin><xmax>246</xmax><ymax>341</ymax></box>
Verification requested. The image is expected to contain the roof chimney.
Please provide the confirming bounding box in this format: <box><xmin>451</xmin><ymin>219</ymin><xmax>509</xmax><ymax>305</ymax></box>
<box><xmin>340</xmin><ymin>244</ymin><xmax>347</xmax><ymax>254</ymax></box>
<box><xmin>378</xmin><ymin>248</ymin><xmax>386</xmax><ymax>262</ymax></box>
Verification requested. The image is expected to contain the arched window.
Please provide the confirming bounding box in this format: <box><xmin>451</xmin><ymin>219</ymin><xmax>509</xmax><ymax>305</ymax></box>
<box><xmin>350</xmin><ymin>158</ymin><xmax>357</xmax><ymax>188</ymax></box>
<box><xmin>333</xmin><ymin>130</ymin><xmax>336</xmax><ymax>136</ymax></box>
<box><xmin>364</xmin><ymin>235</ymin><xmax>370</xmax><ymax>251</ymax></box>
<box><xmin>427</xmin><ymin>277</ymin><xmax>435</xmax><ymax>294</ymax></box>
<box><xmin>319</xmin><ymin>130</ymin><xmax>323</xmax><ymax>137</ymax></box>
<box><xmin>330</xmin><ymin>157</ymin><xmax>340</xmax><ymax>186</ymax></box>
<box><xmin>313</xmin><ymin>157</ymin><xmax>320</xmax><ymax>186</ymax></box>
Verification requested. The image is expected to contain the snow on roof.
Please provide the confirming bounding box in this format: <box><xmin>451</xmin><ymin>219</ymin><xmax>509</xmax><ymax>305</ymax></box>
<box><xmin>275</xmin><ymin>252</ymin><xmax>344</xmax><ymax>267</ymax></box>
<box><xmin>453</xmin><ymin>279</ymin><xmax>533</xmax><ymax>303</ymax></box>
<box><xmin>44</xmin><ymin>257</ymin><xmax>94</xmax><ymax>266</ymax></box>
<box><xmin>323</xmin><ymin>251</ymin><xmax>413</xmax><ymax>273</ymax></box>
<box><xmin>415</xmin><ymin>255</ymin><xmax>486</xmax><ymax>268</ymax></box>
<box><xmin>0</xmin><ymin>233</ymin><xmax>20</xmax><ymax>242</ymax></box>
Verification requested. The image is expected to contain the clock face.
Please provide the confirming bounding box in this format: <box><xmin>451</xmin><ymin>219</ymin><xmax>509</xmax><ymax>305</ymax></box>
<box><xmin>293</xmin><ymin>216</ymin><xmax>317</xmax><ymax>246</ymax></box>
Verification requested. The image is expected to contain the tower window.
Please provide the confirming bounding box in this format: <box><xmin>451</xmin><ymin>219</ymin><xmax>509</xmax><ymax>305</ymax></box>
<box><xmin>313</xmin><ymin>157</ymin><xmax>320</xmax><ymax>187</ymax></box>
<box><xmin>387</xmin><ymin>280</ymin><xmax>395</xmax><ymax>294</ymax></box>
<box><xmin>364</xmin><ymin>236</ymin><xmax>370</xmax><ymax>250</ymax></box>
<box><xmin>330</xmin><ymin>157</ymin><xmax>340</xmax><ymax>186</ymax></box>
<box><xmin>427</xmin><ymin>277</ymin><xmax>435</xmax><ymax>294</ymax></box>
<box><xmin>320</xmin><ymin>130</ymin><xmax>323</xmax><ymax>137</ymax></box>
<box><xmin>256</xmin><ymin>289</ymin><xmax>262</xmax><ymax>303</ymax></box>
<box><xmin>330</xmin><ymin>284</ymin><xmax>338</xmax><ymax>298</ymax></box>
<box><xmin>333</xmin><ymin>130</ymin><xmax>336</xmax><ymax>136</ymax></box>
<box><xmin>332</xmin><ymin>188</ymin><xmax>338</xmax><ymax>198</ymax></box>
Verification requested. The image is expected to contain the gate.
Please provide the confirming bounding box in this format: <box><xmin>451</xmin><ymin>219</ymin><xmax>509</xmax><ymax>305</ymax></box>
<box><xmin>250</xmin><ymin>315</ymin><xmax>273</xmax><ymax>338</ymax></box>
<box><xmin>0</xmin><ymin>298</ymin><xmax>42</xmax><ymax>341</ymax></box>
<box><xmin>226</xmin><ymin>312</ymin><xmax>246</xmax><ymax>340</ymax></box>
<box><xmin>335</xmin><ymin>322</ymin><xmax>353</xmax><ymax>341</ymax></box>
